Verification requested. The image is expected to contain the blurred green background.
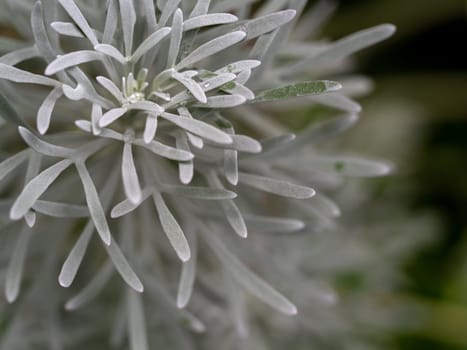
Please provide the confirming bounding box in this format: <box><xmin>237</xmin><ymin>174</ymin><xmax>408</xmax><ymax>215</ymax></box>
<box><xmin>323</xmin><ymin>0</ymin><xmax>467</xmax><ymax>348</ymax></box>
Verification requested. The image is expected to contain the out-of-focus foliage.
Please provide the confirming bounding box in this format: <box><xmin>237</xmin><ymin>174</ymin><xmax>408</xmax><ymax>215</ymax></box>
<box><xmin>321</xmin><ymin>1</ymin><xmax>467</xmax><ymax>349</ymax></box>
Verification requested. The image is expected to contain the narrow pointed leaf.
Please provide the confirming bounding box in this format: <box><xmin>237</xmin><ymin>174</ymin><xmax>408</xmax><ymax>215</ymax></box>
<box><xmin>58</xmin><ymin>0</ymin><xmax>99</xmax><ymax>45</ymax></box>
<box><xmin>161</xmin><ymin>112</ymin><xmax>232</xmax><ymax>145</ymax></box>
<box><xmin>51</xmin><ymin>21</ymin><xmax>83</xmax><ymax>37</ymax></box>
<box><xmin>196</xmin><ymin>94</ymin><xmax>246</xmax><ymax>108</ymax></box>
<box><xmin>95</xmin><ymin>44</ymin><xmax>126</xmax><ymax>64</ymax></box>
<box><xmin>143</xmin><ymin>114</ymin><xmax>158</xmax><ymax>143</ymax></box>
<box><xmin>75</xmin><ymin>162</ymin><xmax>112</xmax><ymax>245</ymax></box>
<box><xmin>96</xmin><ymin>76</ymin><xmax>123</xmax><ymax>102</ymax></box>
<box><xmin>18</xmin><ymin>127</ymin><xmax>75</xmax><ymax>158</ymax></box>
<box><xmin>110</xmin><ymin>188</ymin><xmax>152</xmax><ymax>218</ymax></box>
<box><xmin>106</xmin><ymin>239</ymin><xmax>144</xmax><ymax>292</ymax></box>
<box><xmin>10</xmin><ymin>159</ymin><xmax>73</xmax><ymax>220</ymax></box>
<box><xmin>99</xmin><ymin>108</ymin><xmax>127</xmax><ymax>127</ymax></box>
<box><xmin>122</xmin><ymin>143</ymin><xmax>142</xmax><ymax>204</ymax></box>
<box><xmin>131</xmin><ymin>27</ymin><xmax>171</xmax><ymax>62</ymax></box>
<box><xmin>134</xmin><ymin>139</ymin><xmax>193</xmax><ymax>161</ymax></box>
<box><xmin>238</xmin><ymin>172</ymin><xmax>315</xmax><ymax>199</ymax></box>
<box><xmin>184</xmin><ymin>13</ymin><xmax>238</xmax><ymax>31</ymax></box>
<box><xmin>0</xmin><ymin>63</ymin><xmax>59</xmax><ymax>86</ymax></box>
<box><xmin>37</xmin><ymin>87</ymin><xmax>63</xmax><ymax>134</ymax></box>
<box><xmin>153</xmin><ymin>192</ymin><xmax>191</xmax><ymax>262</ymax></box>
<box><xmin>172</xmin><ymin>72</ymin><xmax>207</xmax><ymax>103</ymax></box>
<box><xmin>224</xmin><ymin>150</ymin><xmax>238</xmax><ymax>185</ymax></box>
<box><xmin>221</xmin><ymin>200</ymin><xmax>247</xmax><ymax>237</ymax></box>
<box><xmin>45</xmin><ymin>51</ymin><xmax>103</xmax><ymax>75</ymax></box>
<box><xmin>161</xmin><ymin>185</ymin><xmax>237</xmax><ymax>200</ymax></box>
<box><xmin>59</xmin><ymin>220</ymin><xmax>94</xmax><ymax>287</ymax></box>
<box><xmin>243</xmin><ymin>10</ymin><xmax>296</xmax><ymax>40</ymax></box>
<box><xmin>119</xmin><ymin>0</ymin><xmax>136</xmax><ymax>56</ymax></box>
<box><xmin>167</xmin><ymin>9</ymin><xmax>183</xmax><ymax>68</ymax></box>
<box><xmin>176</xmin><ymin>31</ymin><xmax>246</xmax><ymax>70</ymax></box>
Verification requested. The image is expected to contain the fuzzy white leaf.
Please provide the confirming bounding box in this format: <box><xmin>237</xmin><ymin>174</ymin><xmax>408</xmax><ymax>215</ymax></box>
<box><xmin>45</xmin><ymin>51</ymin><xmax>103</xmax><ymax>75</ymax></box>
<box><xmin>243</xmin><ymin>10</ymin><xmax>296</xmax><ymax>40</ymax></box>
<box><xmin>238</xmin><ymin>172</ymin><xmax>315</xmax><ymax>199</ymax></box>
<box><xmin>51</xmin><ymin>21</ymin><xmax>83</xmax><ymax>37</ymax></box>
<box><xmin>215</xmin><ymin>60</ymin><xmax>261</xmax><ymax>74</ymax></box>
<box><xmin>59</xmin><ymin>220</ymin><xmax>94</xmax><ymax>287</ymax></box>
<box><xmin>167</xmin><ymin>9</ymin><xmax>183</xmax><ymax>68</ymax></box>
<box><xmin>103</xmin><ymin>0</ymin><xmax>119</xmax><ymax>44</ymax></box>
<box><xmin>111</xmin><ymin>188</ymin><xmax>152</xmax><ymax>218</ymax></box>
<box><xmin>228</xmin><ymin>135</ymin><xmax>262</xmax><ymax>153</ymax></box>
<box><xmin>94</xmin><ymin>44</ymin><xmax>126</xmax><ymax>64</ymax></box>
<box><xmin>141</xmin><ymin>0</ymin><xmax>157</xmax><ymax>29</ymax></box>
<box><xmin>119</xmin><ymin>0</ymin><xmax>136</xmax><ymax>56</ymax></box>
<box><xmin>57</xmin><ymin>0</ymin><xmax>99</xmax><ymax>45</ymax></box>
<box><xmin>122</xmin><ymin>143</ymin><xmax>142</xmax><ymax>204</ymax></box>
<box><xmin>158</xmin><ymin>0</ymin><xmax>181</xmax><ymax>27</ymax></box>
<box><xmin>161</xmin><ymin>185</ymin><xmax>237</xmax><ymax>200</ymax></box>
<box><xmin>0</xmin><ymin>63</ymin><xmax>59</xmax><ymax>86</ymax></box>
<box><xmin>18</xmin><ymin>126</ymin><xmax>75</xmax><ymax>158</ymax></box>
<box><xmin>99</xmin><ymin>108</ymin><xmax>127</xmax><ymax>127</ymax></box>
<box><xmin>224</xmin><ymin>150</ymin><xmax>238</xmax><ymax>185</ymax></box>
<box><xmin>222</xmin><ymin>82</ymin><xmax>255</xmax><ymax>100</ymax></box>
<box><xmin>221</xmin><ymin>200</ymin><xmax>247</xmax><ymax>238</ymax></box>
<box><xmin>126</xmin><ymin>101</ymin><xmax>164</xmax><ymax>114</ymax></box>
<box><xmin>161</xmin><ymin>112</ymin><xmax>232</xmax><ymax>145</ymax></box>
<box><xmin>200</xmin><ymin>72</ymin><xmax>236</xmax><ymax>91</ymax></box>
<box><xmin>10</xmin><ymin>159</ymin><xmax>73</xmax><ymax>220</ymax></box>
<box><xmin>97</xmin><ymin>76</ymin><xmax>123</xmax><ymax>102</ymax></box>
<box><xmin>153</xmin><ymin>191</ymin><xmax>191</xmax><ymax>262</ymax></box>
<box><xmin>143</xmin><ymin>114</ymin><xmax>158</xmax><ymax>143</ymax></box>
<box><xmin>91</xmin><ymin>104</ymin><xmax>103</xmax><ymax>135</ymax></box>
<box><xmin>175</xmin><ymin>133</ymin><xmax>194</xmax><ymax>184</ymax></box>
<box><xmin>172</xmin><ymin>71</ymin><xmax>206</xmax><ymax>103</ymax></box>
<box><xmin>131</xmin><ymin>27</ymin><xmax>172</xmax><ymax>62</ymax></box>
<box><xmin>197</xmin><ymin>94</ymin><xmax>246</xmax><ymax>108</ymax></box>
<box><xmin>37</xmin><ymin>87</ymin><xmax>63</xmax><ymax>134</ymax></box>
<box><xmin>190</xmin><ymin>0</ymin><xmax>211</xmax><ymax>18</ymax></box>
<box><xmin>0</xmin><ymin>47</ymin><xmax>38</xmax><ymax>67</ymax></box>
<box><xmin>75</xmin><ymin>162</ymin><xmax>112</xmax><ymax>245</ymax></box>
<box><xmin>134</xmin><ymin>139</ymin><xmax>194</xmax><ymax>161</ymax></box>
<box><xmin>184</xmin><ymin>13</ymin><xmax>238</xmax><ymax>31</ymax></box>
<box><xmin>106</xmin><ymin>239</ymin><xmax>144</xmax><ymax>292</ymax></box>
<box><xmin>176</xmin><ymin>31</ymin><xmax>246</xmax><ymax>70</ymax></box>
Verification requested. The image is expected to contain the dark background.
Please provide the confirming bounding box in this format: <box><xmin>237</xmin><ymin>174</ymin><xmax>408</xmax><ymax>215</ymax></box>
<box><xmin>323</xmin><ymin>1</ymin><xmax>467</xmax><ymax>348</ymax></box>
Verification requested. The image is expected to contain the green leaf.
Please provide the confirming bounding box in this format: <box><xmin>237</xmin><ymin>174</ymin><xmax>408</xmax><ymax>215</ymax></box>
<box><xmin>252</xmin><ymin>80</ymin><xmax>341</xmax><ymax>103</ymax></box>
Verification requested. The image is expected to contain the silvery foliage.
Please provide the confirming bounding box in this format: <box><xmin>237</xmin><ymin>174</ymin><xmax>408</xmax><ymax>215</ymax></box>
<box><xmin>0</xmin><ymin>0</ymin><xmax>396</xmax><ymax>348</ymax></box>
